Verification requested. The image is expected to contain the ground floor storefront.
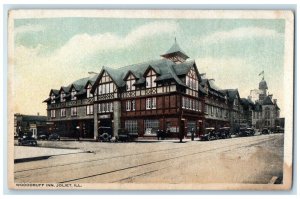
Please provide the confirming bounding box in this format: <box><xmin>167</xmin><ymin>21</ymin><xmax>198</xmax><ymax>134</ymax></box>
<box><xmin>121</xmin><ymin>115</ymin><xmax>205</xmax><ymax>138</ymax></box>
<box><xmin>50</xmin><ymin>119</ymin><xmax>94</xmax><ymax>138</ymax></box>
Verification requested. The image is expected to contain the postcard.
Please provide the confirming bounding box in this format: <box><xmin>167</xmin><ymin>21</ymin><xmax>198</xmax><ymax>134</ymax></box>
<box><xmin>7</xmin><ymin>9</ymin><xmax>294</xmax><ymax>190</ymax></box>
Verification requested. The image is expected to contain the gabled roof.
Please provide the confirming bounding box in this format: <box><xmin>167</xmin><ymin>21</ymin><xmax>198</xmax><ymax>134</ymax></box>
<box><xmin>221</xmin><ymin>89</ymin><xmax>240</xmax><ymax>102</ymax></box>
<box><xmin>200</xmin><ymin>79</ymin><xmax>225</xmax><ymax>98</ymax></box>
<box><xmin>91</xmin><ymin>58</ymin><xmax>195</xmax><ymax>93</ymax></box>
<box><xmin>59</xmin><ymin>86</ymin><xmax>70</xmax><ymax>94</ymax></box>
<box><xmin>261</xmin><ymin>95</ymin><xmax>274</xmax><ymax>105</ymax></box>
<box><xmin>49</xmin><ymin>89</ymin><xmax>59</xmax><ymax>96</ymax></box>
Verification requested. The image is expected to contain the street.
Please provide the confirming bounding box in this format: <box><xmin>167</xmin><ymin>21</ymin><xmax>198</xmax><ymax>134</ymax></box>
<box><xmin>14</xmin><ymin>134</ymin><xmax>284</xmax><ymax>184</ymax></box>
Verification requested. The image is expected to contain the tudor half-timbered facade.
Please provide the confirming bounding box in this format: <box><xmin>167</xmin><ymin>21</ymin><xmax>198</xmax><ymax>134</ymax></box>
<box><xmin>44</xmin><ymin>40</ymin><xmax>278</xmax><ymax>140</ymax></box>
<box><xmin>90</xmin><ymin>40</ymin><xmax>206</xmax><ymax>139</ymax></box>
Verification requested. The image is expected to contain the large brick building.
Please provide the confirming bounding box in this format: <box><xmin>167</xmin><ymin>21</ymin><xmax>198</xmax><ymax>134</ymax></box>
<box><xmin>45</xmin><ymin>41</ymin><xmax>208</xmax><ymax>139</ymax></box>
<box><xmin>44</xmin><ymin>41</ymin><xmax>280</xmax><ymax>139</ymax></box>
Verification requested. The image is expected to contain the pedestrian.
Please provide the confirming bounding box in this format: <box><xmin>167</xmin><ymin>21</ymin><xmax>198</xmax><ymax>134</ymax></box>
<box><xmin>191</xmin><ymin>128</ymin><xmax>194</xmax><ymax>141</ymax></box>
<box><xmin>156</xmin><ymin>129</ymin><xmax>160</xmax><ymax>140</ymax></box>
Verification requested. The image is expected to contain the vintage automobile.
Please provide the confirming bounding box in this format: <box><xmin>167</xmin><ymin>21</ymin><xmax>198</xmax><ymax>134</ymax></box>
<box><xmin>247</xmin><ymin>127</ymin><xmax>255</xmax><ymax>136</ymax></box>
<box><xmin>48</xmin><ymin>133</ymin><xmax>60</xmax><ymax>141</ymax></box>
<box><xmin>117</xmin><ymin>129</ymin><xmax>139</xmax><ymax>142</ymax></box>
<box><xmin>37</xmin><ymin>132</ymin><xmax>49</xmax><ymax>140</ymax></box>
<box><xmin>18</xmin><ymin>135</ymin><xmax>37</xmax><ymax>146</ymax></box>
<box><xmin>97</xmin><ymin>126</ymin><xmax>113</xmax><ymax>142</ymax></box>
<box><xmin>216</xmin><ymin>127</ymin><xmax>231</xmax><ymax>139</ymax></box>
<box><xmin>200</xmin><ymin>127</ymin><xmax>218</xmax><ymax>141</ymax></box>
<box><xmin>238</xmin><ymin>127</ymin><xmax>255</xmax><ymax>137</ymax></box>
<box><xmin>156</xmin><ymin>129</ymin><xmax>169</xmax><ymax>140</ymax></box>
<box><xmin>261</xmin><ymin>128</ymin><xmax>271</xmax><ymax>135</ymax></box>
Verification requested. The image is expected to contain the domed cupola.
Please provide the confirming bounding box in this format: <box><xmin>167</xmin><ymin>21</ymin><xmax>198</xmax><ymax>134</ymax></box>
<box><xmin>259</xmin><ymin>77</ymin><xmax>268</xmax><ymax>90</ymax></box>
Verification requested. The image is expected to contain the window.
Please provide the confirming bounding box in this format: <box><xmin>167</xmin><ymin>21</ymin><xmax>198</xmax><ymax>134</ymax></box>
<box><xmin>71</xmin><ymin>89</ymin><xmax>77</xmax><ymax>101</ymax></box>
<box><xmin>87</xmin><ymin>84</ymin><xmax>93</xmax><ymax>98</ymax></box>
<box><xmin>182</xmin><ymin>97</ymin><xmax>185</xmax><ymax>108</ymax></box>
<box><xmin>86</xmin><ymin>105</ymin><xmax>93</xmax><ymax>115</ymax></box>
<box><xmin>125</xmin><ymin>120</ymin><xmax>138</xmax><ymax>134</ymax></box>
<box><xmin>132</xmin><ymin>100</ymin><xmax>136</xmax><ymax>111</ymax></box>
<box><xmin>98</xmin><ymin>102</ymin><xmax>113</xmax><ymax>113</ymax></box>
<box><xmin>126</xmin><ymin>100</ymin><xmax>131</xmax><ymax>111</ymax></box>
<box><xmin>51</xmin><ymin>94</ymin><xmax>55</xmax><ymax>104</ymax></box>
<box><xmin>146</xmin><ymin>98</ymin><xmax>156</xmax><ymax>110</ymax></box>
<box><xmin>144</xmin><ymin>119</ymin><xmax>159</xmax><ymax>135</ymax></box>
<box><xmin>71</xmin><ymin>107</ymin><xmax>77</xmax><ymax>116</ymax></box>
<box><xmin>60</xmin><ymin>108</ymin><xmax>66</xmax><ymax>117</ymax></box>
<box><xmin>126</xmin><ymin>74</ymin><xmax>136</xmax><ymax>91</ymax></box>
<box><xmin>265</xmin><ymin>107</ymin><xmax>270</xmax><ymax>119</ymax></box>
<box><xmin>98</xmin><ymin>83</ymin><xmax>115</xmax><ymax>95</ymax></box>
<box><xmin>186</xmin><ymin>68</ymin><xmax>198</xmax><ymax>91</ymax></box>
<box><xmin>152</xmin><ymin>98</ymin><xmax>156</xmax><ymax>109</ymax></box>
<box><xmin>146</xmin><ymin>70</ymin><xmax>156</xmax><ymax>88</ymax></box>
<box><xmin>60</xmin><ymin>91</ymin><xmax>66</xmax><ymax>102</ymax></box>
<box><xmin>50</xmin><ymin>110</ymin><xmax>56</xmax><ymax>118</ymax></box>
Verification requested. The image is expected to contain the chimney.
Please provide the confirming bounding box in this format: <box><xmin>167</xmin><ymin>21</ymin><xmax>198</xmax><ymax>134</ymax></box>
<box><xmin>37</xmin><ymin>112</ymin><xmax>40</xmax><ymax>116</ymax></box>
<box><xmin>273</xmin><ymin>99</ymin><xmax>277</xmax><ymax>104</ymax></box>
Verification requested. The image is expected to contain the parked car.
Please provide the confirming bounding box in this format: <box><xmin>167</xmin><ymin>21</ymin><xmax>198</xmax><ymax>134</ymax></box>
<box><xmin>48</xmin><ymin>133</ymin><xmax>60</xmax><ymax>141</ymax></box>
<box><xmin>247</xmin><ymin>127</ymin><xmax>255</xmax><ymax>136</ymax></box>
<box><xmin>98</xmin><ymin>126</ymin><xmax>113</xmax><ymax>142</ymax></box>
<box><xmin>156</xmin><ymin>129</ymin><xmax>168</xmax><ymax>140</ymax></box>
<box><xmin>216</xmin><ymin>127</ymin><xmax>231</xmax><ymax>139</ymax></box>
<box><xmin>117</xmin><ymin>129</ymin><xmax>138</xmax><ymax>142</ymax></box>
<box><xmin>261</xmin><ymin>128</ymin><xmax>271</xmax><ymax>135</ymax></box>
<box><xmin>37</xmin><ymin>132</ymin><xmax>49</xmax><ymax>140</ymax></box>
<box><xmin>200</xmin><ymin>128</ymin><xmax>218</xmax><ymax>141</ymax></box>
<box><xmin>238</xmin><ymin>128</ymin><xmax>251</xmax><ymax>137</ymax></box>
<box><xmin>18</xmin><ymin>136</ymin><xmax>37</xmax><ymax>146</ymax></box>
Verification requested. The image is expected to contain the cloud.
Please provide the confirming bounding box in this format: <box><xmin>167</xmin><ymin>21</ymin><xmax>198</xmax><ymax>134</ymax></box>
<box><xmin>14</xmin><ymin>24</ymin><xmax>45</xmax><ymax>35</ymax></box>
<box><xmin>198</xmin><ymin>27</ymin><xmax>283</xmax><ymax>45</ymax></box>
<box><xmin>50</xmin><ymin>21</ymin><xmax>179</xmax><ymax>66</ymax></box>
<box><xmin>13</xmin><ymin>21</ymin><xmax>179</xmax><ymax>115</ymax></box>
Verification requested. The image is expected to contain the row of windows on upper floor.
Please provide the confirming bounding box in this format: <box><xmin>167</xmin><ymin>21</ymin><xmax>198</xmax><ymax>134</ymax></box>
<box><xmin>50</xmin><ymin>69</ymin><xmax>200</xmax><ymax>103</ymax></box>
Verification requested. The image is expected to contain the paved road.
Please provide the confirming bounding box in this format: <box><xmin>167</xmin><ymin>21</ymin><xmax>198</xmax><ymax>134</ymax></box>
<box><xmin>14</xmin><ymin>134</ymin><xmax>284</xmax><ymax>184</ymax></box>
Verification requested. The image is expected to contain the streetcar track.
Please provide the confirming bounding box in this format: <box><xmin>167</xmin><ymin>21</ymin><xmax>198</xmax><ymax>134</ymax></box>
<box><xmin>15</xmin><ymin>135</ymin><xmax>270</xmax><ymax>173</ymax></box>
<box><xmin>58</xmin><ymin>136</ymin><xmax>277</xmax><ymax>183</ymax></box>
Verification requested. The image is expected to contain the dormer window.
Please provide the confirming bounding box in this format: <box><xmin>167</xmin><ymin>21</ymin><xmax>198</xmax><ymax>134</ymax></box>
<box><xmin>186</xmin><ymin>68</ymin><xmax>198</xmax><ymax>91</ymax></box>
<box><xmin>87</xmin><ymin>84</ymin><xmax>93</xmax><ymax>98</ymax></box>
<box><xmin>146</xmin><ymin>70</ymin><xmax>156</xmax><ymax>88</ymax></box>
<box><xmin>51</xmin><ymin>93</ymin><xmax>55</xmax><ymax>104</ymax></box>
<box><xmin>126</xmin><ymin>74</ymin><xmax>135</xmax><ymax>91</ymax></box>
<box><xmin>71</xmin><ymin>88</ymin><xmax>77</xmax><ymax>100</ymax></box>
<box><xmin>60</xmin><ymin>91</ymin><xmax>66</xmax><ymax>102</ymax></box>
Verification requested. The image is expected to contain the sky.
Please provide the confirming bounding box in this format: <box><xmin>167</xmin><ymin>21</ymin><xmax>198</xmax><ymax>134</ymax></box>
<box><xmin>13</xmin><ymin>17</ymin><xmax>286</xmax><ymax>117</ymax></box>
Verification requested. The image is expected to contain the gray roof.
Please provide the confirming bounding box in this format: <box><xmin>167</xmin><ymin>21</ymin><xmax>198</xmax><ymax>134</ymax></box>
<box><xmin>91</xmin><ymin>58</ymin><xmax>196</xmax><ymax>92</ymax></box>
<box><xmin>221</xmin><ymin>89</ymin><xmax>239</xmax><ymax>102</ymax></box>
<box><xmin>261</xmin><ymin>96</ymin><xmax>274</xmax><ymax>105</ymax></box>
<box><xmin>18</xmin><ymin>115</ymin><xmax>47</xmax><ymax>122</ymax></box>
<box><xmin>161</xmin><ymin>41</ymin><xmax>189</xmax><ymax>59</ymax></box>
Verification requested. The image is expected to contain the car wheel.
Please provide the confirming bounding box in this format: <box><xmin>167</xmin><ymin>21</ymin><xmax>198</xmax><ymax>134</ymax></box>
<box><xmin>207</xmin><ymin>136</ymin><xmax>211</xmax><ymax>141</ymax></box>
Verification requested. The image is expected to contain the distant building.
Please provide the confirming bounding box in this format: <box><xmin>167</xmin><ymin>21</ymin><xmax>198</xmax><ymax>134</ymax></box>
<box><xmin>251</xmin><ymin>76</ymin><xmax>280</xmax><ymax>129</ymax></box>
<box><xmin>14</xmin><ymin>113</ymin><xmax>47</xmax><ymax>138</ymax></box>
<box><xmin>201</xmin><ymin>79</ymin><xmax>230</xmax><ymax>129</ymax></box>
